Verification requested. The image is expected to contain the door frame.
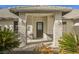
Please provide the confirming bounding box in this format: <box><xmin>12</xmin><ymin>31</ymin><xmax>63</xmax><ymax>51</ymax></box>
<box><xmin>36</xmin><ymin>22</ymin><xmax>43</xmax><ymax>38</ymax></box>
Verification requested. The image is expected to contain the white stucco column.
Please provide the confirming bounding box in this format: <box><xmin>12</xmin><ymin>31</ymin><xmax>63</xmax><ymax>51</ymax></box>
<box><xmin>18</xmin><ymin>13</ymin><xmax>27</xmax><ymax>47</ymax></box>
<box><xmin>53</xmin><ymin>12</ymin><xmax>63</xmax><ymax>48</ymax></box>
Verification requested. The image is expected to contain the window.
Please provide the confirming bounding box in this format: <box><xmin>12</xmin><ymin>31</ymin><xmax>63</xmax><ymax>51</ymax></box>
<box><xmin>37</xmin><ymin>23</ymin><xmax>43</xmax><ymax>30</ymax></box>
<box><xmin>14</xmin><ymin>21</ymin><xmax>18</xmax><ymax>33</ymax></box>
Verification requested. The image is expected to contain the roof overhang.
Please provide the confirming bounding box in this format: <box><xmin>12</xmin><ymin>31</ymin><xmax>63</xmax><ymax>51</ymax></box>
<box><xmin>10</xmin><ymin>6</ymin><xmax>72</xmax><ymax>13</ymax></box>
<box><xmin>63</xmin><ymin>9</ymin><xmax>79</xmax><ymax>20</ymax></box>
<box><xmin>0</xmin><ymin>9</ymin><xmax>19</xmax><ymax>19</ymax></box>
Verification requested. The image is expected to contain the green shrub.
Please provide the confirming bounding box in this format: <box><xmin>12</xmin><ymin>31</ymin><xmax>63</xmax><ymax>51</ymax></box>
<box><xmin>59</xmin><ymin>33</ymin><xmax>79</xmax><ymax>54</ymax></box>
<box><xmin>0</xmin><ymin>28</ymin><xmax>20</xmax><ymax>52</ymax></box>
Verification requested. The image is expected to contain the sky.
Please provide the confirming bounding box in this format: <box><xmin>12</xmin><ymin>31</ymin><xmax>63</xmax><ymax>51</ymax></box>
<box><xmin>0</xmin><ymin>5</ymin><xmax>79</xmax><ymax>9</ymax></box>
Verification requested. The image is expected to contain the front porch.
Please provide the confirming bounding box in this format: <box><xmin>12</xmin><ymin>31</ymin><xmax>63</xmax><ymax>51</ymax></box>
<box><xmin>26</xmin><ymin>13</ymin><xmax>54</xmax><ymax>43</ymax></box>
<box><xmin>19</xmin><ymin>12</ymin><xmax>63</xmax><ymax>48</ymax></box>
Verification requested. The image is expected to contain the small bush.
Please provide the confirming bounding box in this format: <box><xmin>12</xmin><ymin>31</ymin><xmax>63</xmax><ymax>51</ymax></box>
<box><xmin>59</xmin><ymin>33</ymin><xmax>79</xmax><ymax>54</ymax></box>
<box><xmin>0</xmin><ymin>28</ymin><xmax>20</xmax><ymax>52</ymax></box>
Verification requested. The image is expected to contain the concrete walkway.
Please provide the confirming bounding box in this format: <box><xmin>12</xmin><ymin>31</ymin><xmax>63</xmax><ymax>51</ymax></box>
<box><xmin>11</xmin><ymin>41</ymin><xmax>52</xmax><ymax>54</ymax></box>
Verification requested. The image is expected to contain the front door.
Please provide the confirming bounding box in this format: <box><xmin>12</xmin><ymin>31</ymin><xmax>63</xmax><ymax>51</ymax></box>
<box><xmin>36</xmin><ymin>22</ymin><xmax>43</xmax><ymax>38</ymax></box>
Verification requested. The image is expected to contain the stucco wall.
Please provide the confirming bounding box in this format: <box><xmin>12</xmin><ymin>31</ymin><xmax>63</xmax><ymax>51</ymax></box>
<box><xmin>47</xmin><ymin>16</ymin><xmax>54</xmax><ymax>34</ymax></box>
<box><xmin>62</xmin><ymin>19</ymin><xmax>79</xmax><ymax>36</ymax></box>
<box><xmin>63</xmin><ymin>19</ymin><xmax>74</xmax><ymax>33</ymax></box>
<box><xmin>73</xmin><ymin>20</ymin><xmax>79</xmax><ymax>36</ymax></box>
<box><xmin>0</xmin><ymin>19</ymin><xmax>14</xmax><ymax>31</ymax></box>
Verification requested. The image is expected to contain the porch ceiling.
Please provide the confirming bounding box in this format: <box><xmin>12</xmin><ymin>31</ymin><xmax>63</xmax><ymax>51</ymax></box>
<box><xmin>25</xmin><ymin>13</ymin><xmax>54</xmax><ymax>16</ymax></box>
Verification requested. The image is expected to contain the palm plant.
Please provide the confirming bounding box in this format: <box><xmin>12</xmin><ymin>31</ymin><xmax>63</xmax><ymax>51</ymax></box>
<box><xmin>0</xmin><ymin>28</ymin><xmax>20</xmax><ymax>53</ymax></box>
<box><xmin>59</xmin><ymin>33</ymin><xmax>79</xmax><ymax>54</ymax></box>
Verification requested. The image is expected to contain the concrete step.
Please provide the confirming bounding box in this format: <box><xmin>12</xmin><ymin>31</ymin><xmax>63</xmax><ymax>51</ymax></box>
<box><xmin>13</xmin><ymin>41</ymin><xmax>52</xmax><ymax>51</ymax></box>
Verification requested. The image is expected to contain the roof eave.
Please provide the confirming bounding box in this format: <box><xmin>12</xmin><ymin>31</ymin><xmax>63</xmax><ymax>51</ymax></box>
<box><xmin>10</xmin><ymin>6</ymin><xmax>72</xmax><ymax>13</ymax></box>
